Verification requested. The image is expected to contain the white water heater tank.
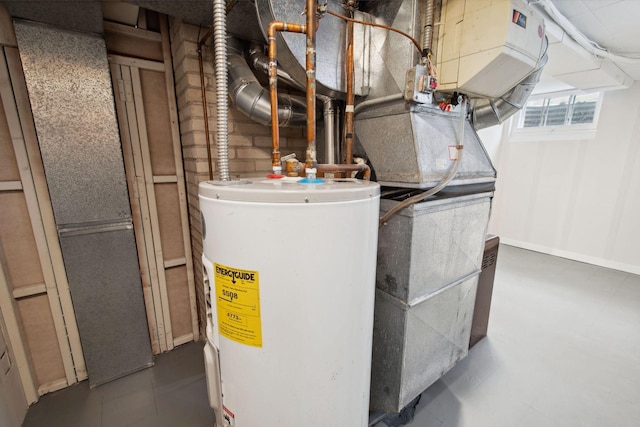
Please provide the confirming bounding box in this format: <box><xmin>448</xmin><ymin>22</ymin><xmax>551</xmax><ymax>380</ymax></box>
<box><xmin>199</xmin><ymin>179</ymin><xmax>380</xmax><ymax>427</ymax></box>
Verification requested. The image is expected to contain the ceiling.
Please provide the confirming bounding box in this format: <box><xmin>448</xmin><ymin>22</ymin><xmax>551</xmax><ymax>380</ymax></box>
<box><xmin>532</xmin><ymin>0</ymin><xmax>640</xmax><ymax>92</ymax></box>
<box><xmin>552</xmin><ymin>0</ymin><xmax>640</xmax><ymax>56</ymax></box>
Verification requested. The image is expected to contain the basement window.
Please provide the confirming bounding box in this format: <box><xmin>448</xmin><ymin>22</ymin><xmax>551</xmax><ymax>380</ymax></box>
<box><xmin>521</xmin><ymin>92</ymin><xmax>600</xmax><ymax>127</ymax></box>
<box><xmin>512</xmin><ymin>91</ymin><xmax>602</xmax><ymax>141</ymax></box>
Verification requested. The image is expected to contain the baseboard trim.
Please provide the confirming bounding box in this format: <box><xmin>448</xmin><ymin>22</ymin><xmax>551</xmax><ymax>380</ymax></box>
<box><xmin>499</xmin><ymin>238</ymin><xmax>640</xmax><ymax>276</ymax></box>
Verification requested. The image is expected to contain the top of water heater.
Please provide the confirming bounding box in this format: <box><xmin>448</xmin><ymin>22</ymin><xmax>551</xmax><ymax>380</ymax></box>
<box><xmin>199</xmin><ymin>179</ymin><xmax>380</xmax><ymax>204</ymax></box>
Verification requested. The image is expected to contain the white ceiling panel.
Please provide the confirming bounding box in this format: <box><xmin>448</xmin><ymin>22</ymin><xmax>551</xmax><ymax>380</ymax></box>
<box><xmin>580</xmin><ymin>0</ymin><xmax>624</xmax><ymax>10</ymax></box>
<box><xmin>538</xmin><ymin>0</ymin><xmax>640</xmax><ymax>83</ymax></box>
<box><xmin>550</xmin><ymin>0</ymin><xmax>640</xmax><ymax>55</ymax></box>
<box><xmin>552</xmin><ymin>0</ymin><xmax>590</xmax><ymax>17</ymax></box>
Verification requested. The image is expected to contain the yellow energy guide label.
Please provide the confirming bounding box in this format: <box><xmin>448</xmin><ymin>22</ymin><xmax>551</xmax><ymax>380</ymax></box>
<box><xmin>214</xmin><ymin>263</ymin><xmax>262</xmax><ymax>347</ymax></box>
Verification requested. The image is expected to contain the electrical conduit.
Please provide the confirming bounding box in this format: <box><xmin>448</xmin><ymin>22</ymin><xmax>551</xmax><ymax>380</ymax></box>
<box><xmin>213</xmin><ymin>0</ymin><xmax>230</xmax><ymax>181</ymax></box>
<box><xmin>421</xmin><ymin>0</ymin><xmax>435</xmax><ymax>55</ymax></box>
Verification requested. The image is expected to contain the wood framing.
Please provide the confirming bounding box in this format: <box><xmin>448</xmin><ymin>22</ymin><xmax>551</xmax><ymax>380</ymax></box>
<box><xmin>0</xmin><ymin>246</ymin><xmax>37</xmax><ymax>404</ymax></box>
<box><xmin>111</xmin><ymin>63</ymin><xmax>167</xmax><ymax>354</ymax></box>
<box><xmin>161</xmin><ymin>16</ymin><xmax>199</xmax><ymax>341</ymax></box>
<box><xmin>0</xmin><ymin>46</ymin><xmax>85</xmax><ymax>403</ymax></box>
<box><xmin>108</xmin><ymin>19</ymin><xmax>199</xmax><ymax>353</ymax></box>
<box><xmin>5</xmin><ymin>47</ymin><xmax>86</xmax><ymax>382</ymax></box>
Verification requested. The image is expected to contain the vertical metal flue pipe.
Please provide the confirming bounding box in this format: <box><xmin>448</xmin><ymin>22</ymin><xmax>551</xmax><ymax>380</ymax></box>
<box><xmin>213</xmin><ymin>0</ymin><xmax>230</xmax><ymax>181</ymax></box>
<box><xmin>267</xmin><ymin>22</ymin><xmax>306</xmax><ymax>175</ymax></box>
<box><xmin>323</xmin><ymin>99</ymin><xmax>337</xmax><ymax>164</ymax></box>
<box><xmin>305</xmin><ymin>0</ymin><xmax>318</xmax><ymax>175</ymax></box>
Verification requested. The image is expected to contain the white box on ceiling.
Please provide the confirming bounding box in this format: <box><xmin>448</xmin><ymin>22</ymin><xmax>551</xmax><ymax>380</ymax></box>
<box><xmin>541</xmin><ymin>19</ymin><xmax>632</xmax><ymax>91</ymax></box>
<box><xmin>554</xmin><ymin>60</ymin><xmax>633</xmax><ymax>91</ymax></box>
<box><xmin>436</xmin><ymin>0</ymin><xmax>546</xmax><ymax>98</ymax></box>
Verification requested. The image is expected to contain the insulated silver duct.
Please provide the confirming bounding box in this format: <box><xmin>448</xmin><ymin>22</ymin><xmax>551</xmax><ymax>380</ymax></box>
<box><xmin>227</xmin><ymin>49</ymin><xmax>307</xmax><ymax>127</ymax></box>
<box><xmin>213</xmin><ymin>0</ymin><xmax>230</xmax><ymax>181</ymax></box>
<box><xmin>472</xmin><ymin>39</ymin><xmax>549</xmax><ymax>130</ymax></box>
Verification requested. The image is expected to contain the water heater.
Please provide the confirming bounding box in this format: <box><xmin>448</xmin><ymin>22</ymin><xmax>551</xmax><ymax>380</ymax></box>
<box><xmin>199</xmin><ymin>179</ymin><xmax>380</xmax><ymax>426</ymax></box>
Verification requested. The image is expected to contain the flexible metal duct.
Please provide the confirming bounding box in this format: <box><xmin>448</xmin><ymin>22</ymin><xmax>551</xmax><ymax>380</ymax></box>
<box><xmin>421</xmin><ymin>0</ymin><xmax>435</xmax><ymax>53</ymax></box>
<box><xmin>228</xmin><ymin>47</ymin><xmax>306</xmax><ymax>127</ymax></box>
<box><xmin>472</xmin><ymin>39</ymin><xmax>549</xmax><ymax>130</ymax></box>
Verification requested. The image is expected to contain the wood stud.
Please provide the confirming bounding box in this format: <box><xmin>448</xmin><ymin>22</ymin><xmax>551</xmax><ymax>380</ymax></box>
<box><xmin>109</xmin><ymin>17</ymin><xmax>199</xmax><ymax>353</ymax></box>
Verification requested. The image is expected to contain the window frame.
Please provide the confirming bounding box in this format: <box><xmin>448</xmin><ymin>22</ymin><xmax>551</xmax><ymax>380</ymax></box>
<box><xmin>510</xmin><ymin>90</ymin><xmax>603</xmax><ymax>142</ymax></box>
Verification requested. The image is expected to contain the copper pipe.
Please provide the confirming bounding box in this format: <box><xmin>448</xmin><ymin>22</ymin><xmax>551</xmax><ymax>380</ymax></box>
<box><xmin>285</xmin><ymin>159</ymin><xmax>301</xmax><ymax>177</ymax></box>
<box><xmin>225</xmin><ymin>0</ymin><xmax>239</xmax><ymax>14</ymax></box>
<box><xmin>344</xmin><ymin>16</ymin><xmax>355</xmax><ymax>165</ymax></box>
<box><xmin>284</xmin><ymin>162</ymin><xmax>370</xmax><ymax>181</ymax></box>
<box><xmin>267</xmin><ymin>1</ymin><xmax>317</xmax><ymax>178</ymax></box>
<box><xmin>199</xmin><ymin>27</ymin><xmax>215</xmax><ymax>49</ymax></box>
<box><xmin>316</xmin><ymin>163</ymin><xmax>371</xmax><ymax>180</ymax></box>
<box><xmin>326</xmin><ymin>9</ymin><xmax>422</xmax><ymax>55</ymax></box>
<box><xmin>267</xmin><ymin>21</ymin><xmax>306</xmax><ymax>174</ymax></box>
<box><xmin>305</xmin><ymin>0</ymin><xmax>318</xmax><ymax>173</ymax></box>
<box><xmin>197</xmin><ymin>42</ymin><xmax>213</xmax><ymax>180</ymax></box>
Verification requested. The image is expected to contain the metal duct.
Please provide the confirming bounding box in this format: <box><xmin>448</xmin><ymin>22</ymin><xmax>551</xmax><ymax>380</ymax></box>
<box><xmin>228</xmin><ymin>49</ymin><xmax>306</xmax><ymax>127</ymax></box>
<box><xmin>356</xmin><ymin>0</ymin><xmax>422</xmax><ymax>99</ymax></box>
<box><xmin>248</xmin><ymin>43</ymin><xmax>302</xmax><ymax>90</ymax></box>
<box><xmin>14</xmin><ymin>21</ymin><xmax>152</xmax><ymax>387</ymax></box>
<box><xmin>255</xmin><ymin>0</ymin><xmax>348</xmax><ymax>98</ymax></box>
<box><xmin>472</xmin><ymin>40</ymin><xmax>549</xmax><ymax>130</ymax></box>
<box><xmin>356</xmin><ymin>102</ymin><xmax>496</xmax><ymax>189</ymax></box>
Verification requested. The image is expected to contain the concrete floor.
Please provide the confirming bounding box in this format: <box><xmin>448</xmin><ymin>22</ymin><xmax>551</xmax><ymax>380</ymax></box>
<box><xmin>23</xmin><ymin>245</ymin><xmax>640</xmax><ymax>426</ymax></box>
<box><xmin>377</xmin><ymin>244</ymin><xmax>640</xmax><ymax>427</ymax></box>
<box><xmin>22</xmin><ymin>342</ymin><xmax>215</xmax><ymax>427</ymax></box>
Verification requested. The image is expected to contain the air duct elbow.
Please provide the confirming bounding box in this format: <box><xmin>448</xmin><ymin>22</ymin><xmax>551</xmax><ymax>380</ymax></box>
<box><xmin>472</xmin><ymin>53</ymin><xmax>547</xmax><ymax>131</ymax></box>
<box><xmin>227</xmin><ymin>51</ymin><xmax>306</xmax><ymax>127</ymax></box>
<box><xmin>472</xmin><ymin>33</ymin><xmax>549</xmax><ymax>131</ymax></box>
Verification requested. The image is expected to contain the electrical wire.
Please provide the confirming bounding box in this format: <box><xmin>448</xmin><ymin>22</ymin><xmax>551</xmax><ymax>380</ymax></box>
<box><xmin>326</xmin><ymin>10</ymin><xmax>422</xmax><ymax>55</ymax></box>
<box><xmin>427</xmin><ymin>55</ymin><xmax>438</xmax><ymax>79</ymax></box>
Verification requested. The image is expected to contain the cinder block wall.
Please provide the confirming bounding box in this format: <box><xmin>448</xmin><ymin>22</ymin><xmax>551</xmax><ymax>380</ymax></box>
<box><xmin>170</xmin><ymin>18</ymin><xmax>306</xmax><ymax>336</ymax></box>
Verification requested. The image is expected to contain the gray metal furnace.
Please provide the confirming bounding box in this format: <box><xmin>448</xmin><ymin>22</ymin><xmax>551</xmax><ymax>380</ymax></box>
<box><xmin>370</xmin><ymin>191</ymin><xmax>493</xmax><ymax>412</ymax></box>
